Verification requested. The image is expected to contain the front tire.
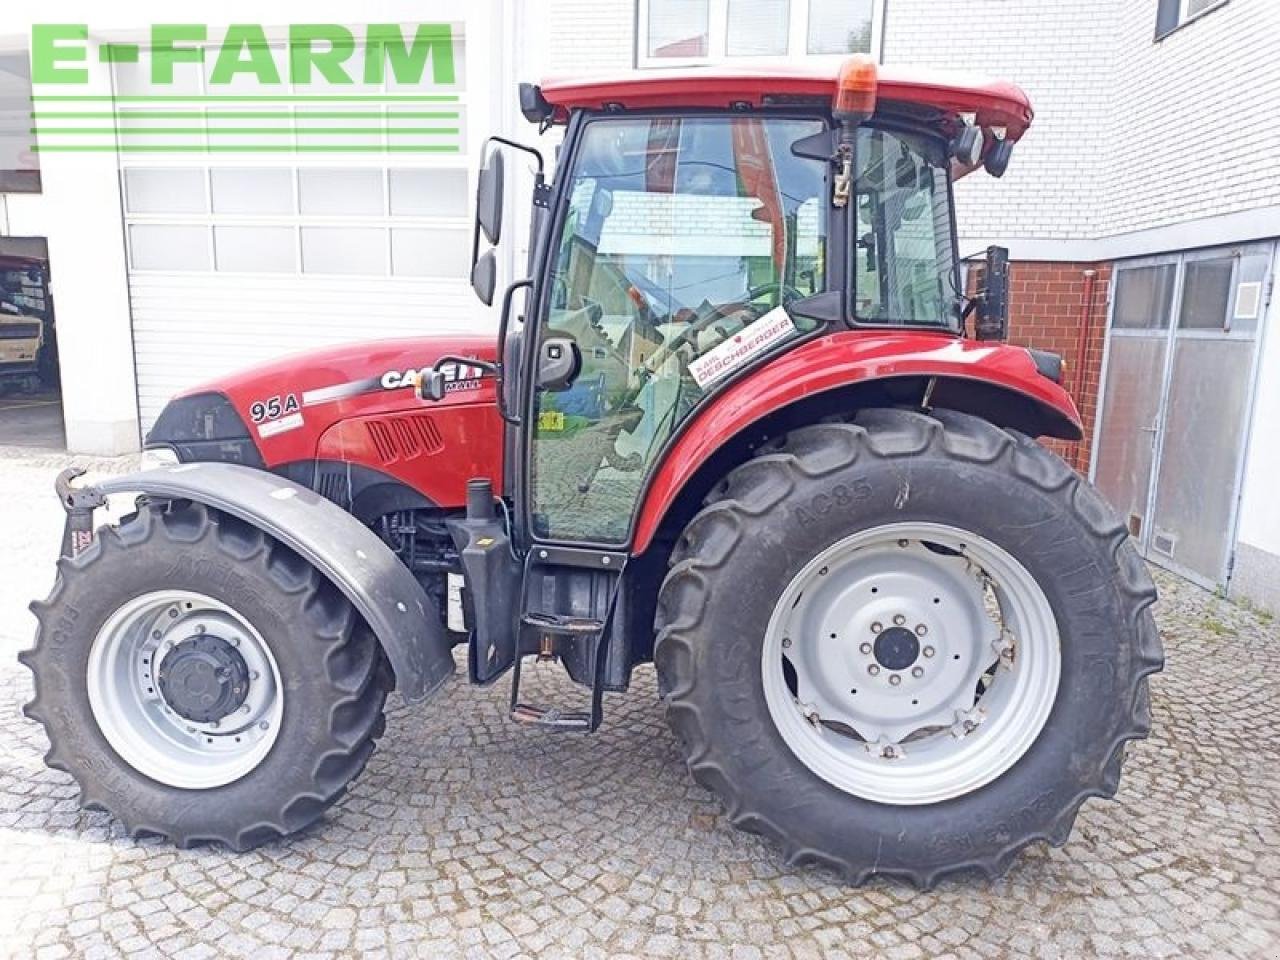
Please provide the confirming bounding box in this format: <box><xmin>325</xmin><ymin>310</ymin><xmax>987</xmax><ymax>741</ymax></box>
<box><xmin>21</xmin><ymin>501</ymin><xmax>391</xmax><ymax>850</ymax></box>
<box><xmin>655</xmin><ymin>408</ymin><xmax>1162</xmax><ymax>887</ymax></box>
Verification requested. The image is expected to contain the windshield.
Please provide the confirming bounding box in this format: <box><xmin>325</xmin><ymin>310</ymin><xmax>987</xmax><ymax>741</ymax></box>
<box><xmin>853</xmin><ymin>126</ymin><xmax>959</xmax><ymax>327</ymax></box>
<box><xmin>530</xmin><ymin>115</ymin><xmax>828</xmax><ymax>542</ymax></box>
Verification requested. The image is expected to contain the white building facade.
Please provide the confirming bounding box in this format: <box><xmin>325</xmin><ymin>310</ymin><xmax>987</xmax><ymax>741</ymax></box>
<box><xmin>2</xmin><ymin>0</ymin><xmax>1279</xmax><ymax>609</ymax></box>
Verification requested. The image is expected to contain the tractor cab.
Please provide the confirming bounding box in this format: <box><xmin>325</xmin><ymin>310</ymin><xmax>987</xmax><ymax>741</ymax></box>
<box><xmin>423</xmin><ymin>57</ymin><xmax>1039</xmax><ymax>728</ymax></box>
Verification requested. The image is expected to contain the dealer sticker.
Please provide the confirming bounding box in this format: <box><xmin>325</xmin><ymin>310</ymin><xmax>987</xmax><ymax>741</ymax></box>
<box><xmin>687</xmin><ymin>306</ymin><xmax>799</xmax><ymax>389</ymax></box>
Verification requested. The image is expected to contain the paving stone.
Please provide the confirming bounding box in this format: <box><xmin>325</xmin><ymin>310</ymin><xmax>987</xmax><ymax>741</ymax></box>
<box><xmin>1</xmin><ymin>452</ymin><xmax>1278</xmax><ymax>958</ymax></box>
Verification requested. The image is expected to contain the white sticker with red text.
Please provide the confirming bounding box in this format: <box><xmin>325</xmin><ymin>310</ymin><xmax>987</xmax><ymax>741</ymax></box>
<box><xmin>687</xmin><ymin>306</ymin><xmax>798</xmax><ymax>389</ymax></box>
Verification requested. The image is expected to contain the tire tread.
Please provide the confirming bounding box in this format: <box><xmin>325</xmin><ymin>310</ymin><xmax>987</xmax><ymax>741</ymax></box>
<box><xmin>654</xmin><ymin>407</ymin><xmax>1163</xmax><ymax>888</ymax></box>
<box><xmin>21</xmin><ymin>502</ymin><xmax>391</xmax><ymax>852</ymax></box>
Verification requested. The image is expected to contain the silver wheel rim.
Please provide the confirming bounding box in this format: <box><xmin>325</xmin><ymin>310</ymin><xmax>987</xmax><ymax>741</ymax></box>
<box><xmin>87</xmin><ymin>590</ymin><xmax>284</xmax><ymax>789</ymax></box>
<box><xmin>761</xmin><ymin>522</ymin><xmax>1060</xmax><ymax>805</ymax></box>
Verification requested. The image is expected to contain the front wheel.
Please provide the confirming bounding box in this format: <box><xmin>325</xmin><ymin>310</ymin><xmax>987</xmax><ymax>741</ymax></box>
<box><xmin>655</xmin><ymin>408</ymin><xmax>1163</xmax><ymax>887</ymax></box>
<box><xmin>21</xmin><ymin>501</ymin><xmax>391</xmax><ymax>850</ymax></box>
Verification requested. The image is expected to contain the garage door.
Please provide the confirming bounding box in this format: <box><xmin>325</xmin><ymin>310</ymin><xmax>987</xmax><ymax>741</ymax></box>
<box><xmin>111</xmin><ymin>23</ymin><xmax>486</xmax><ymax>431</ymax></box>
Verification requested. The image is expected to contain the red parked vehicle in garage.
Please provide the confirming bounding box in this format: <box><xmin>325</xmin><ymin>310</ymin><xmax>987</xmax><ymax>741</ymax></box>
<box><xmin>23</xmin><ymin>57</ymin><xmax>1161</xmax><ymax>887</ymax></box>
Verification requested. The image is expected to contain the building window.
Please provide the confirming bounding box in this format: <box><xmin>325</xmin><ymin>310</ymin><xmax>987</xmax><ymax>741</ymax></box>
<box><xmin>0</xmin><ymin>47</ymin><xmax>40</xmax><ymax>193</ymax></box>
<box><xmin>638</xmin><ymin>0</ymin><xmax>883</xmax><ymax>67</ymax></box>
<box><xmin>1155</xmin><ymin>0</ymin><xmax>1229</xmax><ymax>40</ymax></box>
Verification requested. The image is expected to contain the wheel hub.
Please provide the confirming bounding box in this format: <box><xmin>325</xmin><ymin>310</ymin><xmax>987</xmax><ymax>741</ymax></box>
<box><xmin>157</xmin><ymin>635</ymin><xmax>250</xmax><ymax>723</ymax></box>
<box><xmin>872</xmin><ymin>626</ymin><xmax>920</xmax><ymax>671</ymax></box>
<box><xmin>762</xmin><ymin>522</ymin><xmax>1061</xmax><ymax>805</ymax></box>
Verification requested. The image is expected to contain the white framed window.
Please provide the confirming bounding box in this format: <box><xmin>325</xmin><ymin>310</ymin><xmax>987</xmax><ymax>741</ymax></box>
<box><xmin>1155</xmin><ymin>0</ymin><xmax>1230</xmax><ymax>40</ymax></box>
<box><xmin>637</xmin><ymin>0</ymin><xmax>884</xmax><ymax>68</ymax></box>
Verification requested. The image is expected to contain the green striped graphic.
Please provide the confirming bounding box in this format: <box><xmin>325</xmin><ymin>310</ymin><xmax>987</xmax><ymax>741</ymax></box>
<box><xmin>31</xmin><ymin>111</ymin><xmax>459</xmax><ymax>119</ymax></box>
<box><xmin>31</xmin><ymin>94</ymin><xmax>461</xmax><ymax>102</ymax></box>
<box><xmin>29</xmin><ymin>96</ymin><xmax>465</xmax><ymax>153</ymax></box>
<box><xmin>32</xmin><ymin>127</ymin><xmax>460</xmax><ymax>135</ymax></box>
<box><xmin>33</xmin><ymin>144</ymin><xmax>462</xmax><ymax>153</ymax></box>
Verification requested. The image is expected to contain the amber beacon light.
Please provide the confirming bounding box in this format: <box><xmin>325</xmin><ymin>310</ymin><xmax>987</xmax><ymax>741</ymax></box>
<box><xmin>834</xmin><ymin>55</ymin><xmax>879</xmax><ymax>121</ymax></box>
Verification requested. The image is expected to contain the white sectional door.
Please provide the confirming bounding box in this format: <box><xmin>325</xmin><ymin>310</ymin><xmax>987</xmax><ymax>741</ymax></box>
<box><xmin>111</xmin><ymin>20</ymin><xmax>489</xmax><ymax>432</ymax></box>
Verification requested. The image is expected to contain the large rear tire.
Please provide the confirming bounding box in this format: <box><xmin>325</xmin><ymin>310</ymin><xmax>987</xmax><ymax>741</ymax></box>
<box><xmin>654</xmin><ymin>408</ymin><xmax>1162</xmax><ymax>887</ymax></box>
<box><xmin>21</xmin><ymin>500</ymin><xmax>391</xmax><ymax>850</ymax></box>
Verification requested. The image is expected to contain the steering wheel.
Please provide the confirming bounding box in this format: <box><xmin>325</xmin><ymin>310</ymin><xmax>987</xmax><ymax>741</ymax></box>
<box><xmin>745</xmin><ymin>280</ymin><xmax>806</xmax><ymax>307</ymax></box>
<box><xmin>639</xmin><ymin>281</ymin><xmax>807</xmax><ymax>378</ymax></box>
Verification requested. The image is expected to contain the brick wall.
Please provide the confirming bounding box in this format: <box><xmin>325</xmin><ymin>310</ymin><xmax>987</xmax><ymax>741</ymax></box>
<box><xmin>1104</xmin><ymin>0</ymin><xmax>1280</xmax><ymax>237</ymax></box>
<box><xmin>546</xmin><ymin>0</ymin><xmax>635</xmax><ymax>72</ymax></box>
<box><xmin>547</xmin><ymin>0</ymin><xmax>1280</xmax><ymax>245</ymax></box>
<box><xmin>1004</xmin><ymin>261</ymin><xmax>1113</xmax><ymax>470</ymax></box>
<box><xmin>883</xmin><ymin>0</ymin><xmax>1120</xmax><ymax>245</ymax></box>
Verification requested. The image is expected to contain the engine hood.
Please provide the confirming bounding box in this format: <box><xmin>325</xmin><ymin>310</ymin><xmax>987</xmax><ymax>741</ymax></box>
<box><xmin>150</xmin><ymin>334</ymin><xmax>500</xmax><ymax>469</ymax></box>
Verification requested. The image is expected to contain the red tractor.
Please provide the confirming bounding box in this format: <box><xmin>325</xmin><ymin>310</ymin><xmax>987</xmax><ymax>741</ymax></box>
<box><xmin>23</xmin><ymin>58</ymin><xmax>1161</xmax><ymax>886</ymax></box>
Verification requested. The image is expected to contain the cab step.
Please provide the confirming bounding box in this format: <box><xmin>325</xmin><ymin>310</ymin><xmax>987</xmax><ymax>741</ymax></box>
<box><xmin>519</xmin><ymin>612</ymin><xmax>605</xmax><ymax>636</ymax></box>
<box><xmin>510</xmin><ymin>703</ymin><xmax>593</xmax><ymax>732</ymax></box>
<box><xmin>509</xmin><ymin>614</ymin><xmax>609</xmax><ymax>732</ymax></box>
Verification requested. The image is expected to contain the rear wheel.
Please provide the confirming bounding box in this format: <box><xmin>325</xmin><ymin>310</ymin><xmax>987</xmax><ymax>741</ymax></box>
<box><xmin>655</xmin><ymin>408</ymin><xmax>1162</xmax><ymax>887</ymax></box>
<box><xmin>22</xmin><ymin>501</ymin><xmax>391</xmax><ymax>850</ymax></box>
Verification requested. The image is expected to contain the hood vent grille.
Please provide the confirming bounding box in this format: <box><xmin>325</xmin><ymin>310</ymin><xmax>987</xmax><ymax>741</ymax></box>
<box><xmin>365</xmin><ymin>414</ymin><xmax>445</xmax><ymax>464</ymax></box>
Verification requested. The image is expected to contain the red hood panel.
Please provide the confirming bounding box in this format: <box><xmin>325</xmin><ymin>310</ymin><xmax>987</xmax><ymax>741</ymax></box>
<box><xmin>184</xmin><ymin>335</ymin><xmax>504</xmax><ymax>503</ymax></box>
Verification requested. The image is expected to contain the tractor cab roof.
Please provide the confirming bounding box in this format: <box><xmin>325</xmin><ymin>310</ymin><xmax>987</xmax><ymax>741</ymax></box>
<box><xmin>536</xmin><ymin>60</ymin><xmax>1033</xmax><ymax>143</ymax></box>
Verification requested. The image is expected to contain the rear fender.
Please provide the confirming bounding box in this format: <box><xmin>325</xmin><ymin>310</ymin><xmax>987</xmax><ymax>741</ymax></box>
<box><xmin>91</xmin><ymin>462</ymin><xmax>454</xmax><ymax>703</ymax></box>
<box><xmin>631</xmin><ymin>332</ymin><xmax>1082</xmax><ymax>554</ymax></box>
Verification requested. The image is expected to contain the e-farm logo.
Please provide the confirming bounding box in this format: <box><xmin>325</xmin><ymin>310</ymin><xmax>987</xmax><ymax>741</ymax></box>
<box><xmin>28</xmin><ymin>23</ymin><xmax>463</xmax><ymax>154</ymax></box>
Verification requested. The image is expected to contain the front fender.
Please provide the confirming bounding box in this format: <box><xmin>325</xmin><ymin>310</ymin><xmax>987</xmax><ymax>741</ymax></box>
<box><xmin>631</xmin><ymin>331</ymin><xmax>1082</xmax><ymax>554</ymax></box>
<box><xmin>92</xmin><ymin>462</ymin><xmax>454</xmax><ymax>703</ymax></box>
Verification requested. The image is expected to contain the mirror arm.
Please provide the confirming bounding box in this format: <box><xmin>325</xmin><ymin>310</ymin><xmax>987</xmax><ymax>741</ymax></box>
<box><xmin>429</xmin><ymin>354</ymin><xmax>499</xmax><ymax>376</ymax></box>
<box><xmin>493</xmin><ymin>278</ymin><xmax>534</xmax><ymax>425</ymax></box>
<box><xmin>486</xmin><ymin>136</ymin><xmax>544</xmax><ymax>176</ymax></box>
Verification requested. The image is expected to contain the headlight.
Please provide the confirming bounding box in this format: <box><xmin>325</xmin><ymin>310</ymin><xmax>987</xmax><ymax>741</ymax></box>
<box><xmin>140</xmin><ymin>445</ymin><xmax>181</xmax><ymax>470</ymax></box>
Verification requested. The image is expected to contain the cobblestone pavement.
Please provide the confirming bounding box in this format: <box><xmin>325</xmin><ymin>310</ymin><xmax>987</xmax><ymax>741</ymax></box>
<box><xmin>1</xmin><ymin>450</ymin><xmax>1278</xmax><ymax>959</ymax></box>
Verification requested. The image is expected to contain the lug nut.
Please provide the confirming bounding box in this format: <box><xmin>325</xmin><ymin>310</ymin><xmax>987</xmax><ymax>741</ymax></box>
<box><xmin>893</xmin><ymin>614</ymin><xmax>906</xmax><ymax>626</ymax></box>
<box><xmin>194</xmin><ymin>624</ymin><xmax>206</xmax><ymax>634</ymax></box>
<box><xmin>915</xmin><ymin>624</ymin><xmax>928</xmax><ymax>636</ymax></box>
<box><xmin>258</xmin><ymin>721</ymin><xmax>269</xmax><ymax>730</ymax></box>
<box><xmin>912</xmin><ymin>666</ymin><xmax>924</xmax><ymax>678</ymax></box>
<box><xmin>782</xmin><ymin>637</ymin><xmax>792</xmax><ymax>649</ymax></box>
<box><xmin>859</xmin><ymin>642</ymin><xmax>872</xmax><ymax>654</ymax></box>
<box><xmin>923</xmin><ymin>646</ymin><xmax>936</xmax><ymax>658</ymax></box>
<box><xmin>870</xmin><ymin>621</ymin><xmax>882</xmax><ymax>633</ymax></box>
<box><xmin>889</xmin><ymin>674</ymin><xmax>902</xmax><ymax>686</ymax></box>
<box><xmin>868</xmin><ymin>665</ymin><xmax>880</xmax><ymax>676</ymax></box>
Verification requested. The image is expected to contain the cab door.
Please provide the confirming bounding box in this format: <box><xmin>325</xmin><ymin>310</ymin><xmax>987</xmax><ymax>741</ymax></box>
<box><xmin>522</xmin><ymin>113</ymin><xmax>831</xmax><ymax>546</ymax></box>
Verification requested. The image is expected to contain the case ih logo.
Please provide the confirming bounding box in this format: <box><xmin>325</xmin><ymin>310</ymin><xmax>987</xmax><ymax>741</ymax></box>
<box><xmin>27</xmin><ymin>23</ymin><xmax>462</xmax><ymax>155</ymax></box>
<box><xmin>381</xmin><ymin>362</ymin><xmax>486</xmax><ymax>393</ymax></box>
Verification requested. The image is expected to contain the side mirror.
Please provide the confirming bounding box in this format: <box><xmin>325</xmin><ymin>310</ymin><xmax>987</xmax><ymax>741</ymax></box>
<box><xmin>471</xmin><ymin>248</ymin><xmax>497</xmax><ymax>306</ymax></box>
<box><xmin>975</xmin><ymin>246</ymin><xmax>1010</xmax><ymax>342</ymax></box>
<box><xmin>985</xmin><ymin>138</ymin><xmax>1014</xmax><ymax>178</ymax></box>
<box><xmin>949</xmin><ymin>124</ymin><xmax>984</xmax><ymax>167</ymax></box>
<box><xmin>536</xmin><ymin>336</ymin><xmax>582</xmax><ymax>392</ymax></box>
<box><xmin>417</xmin><ymin>368</ymin><xmax>446</xmax><ymax>402</ymax></box>
<box><xmin>476</xmin><ymin>148</ymin><xmax>505</xmax><ymax>246</ymax></box>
